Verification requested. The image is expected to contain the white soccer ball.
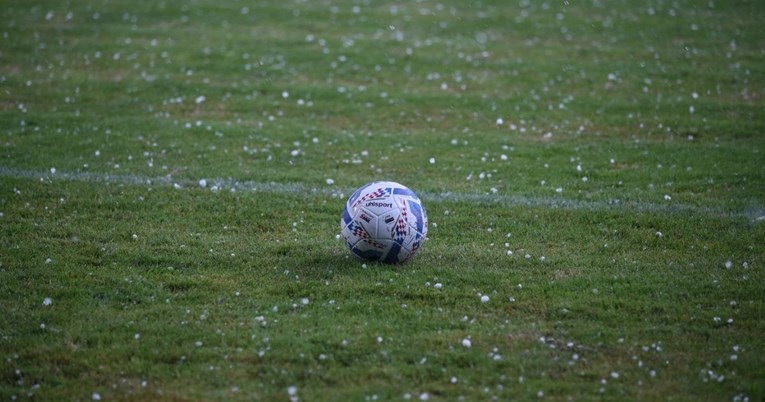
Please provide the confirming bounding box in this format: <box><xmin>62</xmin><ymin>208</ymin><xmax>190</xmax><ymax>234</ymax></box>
<box><xmin>340</xmin><ymin>181</ymin><xmax>428</xmax><ymax>264</ymax></box>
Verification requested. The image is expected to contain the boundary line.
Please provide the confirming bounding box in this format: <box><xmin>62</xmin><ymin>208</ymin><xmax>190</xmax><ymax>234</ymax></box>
<box><xmin>1</xmin><ymin>166</ymin><xmax>761</xmax><ymax>221</ymax></box>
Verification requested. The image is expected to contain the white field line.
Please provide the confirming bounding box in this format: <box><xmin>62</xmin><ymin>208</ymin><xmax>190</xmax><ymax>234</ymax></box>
<box><xmin>1</xmin><ymin>166</ymin><xmax>760</xmax><ymax>221</ymax></box>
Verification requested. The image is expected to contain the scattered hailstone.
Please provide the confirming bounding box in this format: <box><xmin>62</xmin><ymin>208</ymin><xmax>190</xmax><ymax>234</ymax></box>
<box><xmin>724</xmin><ymin>260</ymin><xmax>733</xmax><ymax>269</ymax></box>
<box><xmin>325</xmin><ymin>178</ymin><xmax>335</xmax><ymax>185</ymax></box>
<box><xmin>429</xmin><ymin>157</ymin><xmax>436</xmax><ymax>164</ymax></box>
<box><xmin>50</xmin><ymin>167</ymin><xmax>56</xmax><ymax>174</ymax></box>
<box><xmin>434</xmin><ymin>283</ymin><xmax>443</xmax><ymax>289</ymax></box>
<box><xmin>496</xmin><ymin>117</ymin><xmax>504</xmax><ymax>125</ymax></box>
<box><xmin>92</xmin><ymin>393</ymin><xmax>101</xmax><ymax>401</ymax></box>
<box><xmin>664</xmin><ymin>194</ymin><xmax>672</xmax><ymax>201</ymax></box>
<box><xmin>301</xmin><ymin>297</ymin><xmax>310</xmax><ymax>305</ymax></box>
<box><xmin>195</xmin><ymin>95</ymin><xmax>206</xmax><ymax>104</ymax></box>
<box><xmin>198</xmin><ymin>179</ymin><xmax>207</xmax><ymax>188</ymax></box>
<box><xmin>461</xmin><ymin>338</ymin><xmax>472</xmax><ymax>348</ymax></box>
<box><xmin>43</xmin><ymin>297</ymin><xmax>52</xmax><ymax>306</ymax></box>
<box><xmin>480</xmin><ymin>295</ymin><xmax>490</xmax><ymax>303</ymax></box>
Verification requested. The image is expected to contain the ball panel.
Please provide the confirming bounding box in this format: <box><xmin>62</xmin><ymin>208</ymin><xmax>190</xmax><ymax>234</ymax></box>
<box><xmin>341</xmin><ymin>206</ymin><xmax>354</xmax><ymax>226</ymax></box>
<box><xmin>406</xmin><ymin>199</ymin><xmax>427</xmax><ymax>236</ymax></box>
<box><xmin>351</xmin><ymin>237</ymin><xmax>391</xmax><ymax>261</ymax></box>
<box><xmin>392</xmin><ymin>186</ymin><xmax>420</xmax><ymax>200</ymax></box>
<box><xmin>350</xmin><ymin>185</ymin><xmax>392</xmax><ymax>211</ymax></box>
<box><xmin>383</xmin><ymin>240</ymin><xmax>404</xmax><ymax>264</ymax></box>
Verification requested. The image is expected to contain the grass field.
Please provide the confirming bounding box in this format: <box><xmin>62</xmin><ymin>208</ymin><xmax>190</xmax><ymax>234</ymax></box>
<box><xmin>1</xmin><ymin>0</ymin><xmax>764</xmax><ymax>400</ymax></box>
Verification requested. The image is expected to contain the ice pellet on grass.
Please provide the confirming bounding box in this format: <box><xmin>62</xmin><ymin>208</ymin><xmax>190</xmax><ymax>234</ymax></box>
<box><xmin>43</xmin><ymin>297</ymin><xmax>52</xmax><ymax>306</ymax></box>
<box><xmin>287</xmin><ymin>385</ymin><xmax>298</xmax><ymax>402</ymax></box>
<box><xmin>462</xmin><ymin>338</ymin><xmax>472</xmax><ymax>348</ymax></box>
<box><xmin>480</xmin><ymin>295</ymin><xmax>490</xmax><ymax>303</ymax></box>
<box><xmin>198</xmin><ymin>179</ymin><xmax>207</xmax><ymax>188</ymax></box>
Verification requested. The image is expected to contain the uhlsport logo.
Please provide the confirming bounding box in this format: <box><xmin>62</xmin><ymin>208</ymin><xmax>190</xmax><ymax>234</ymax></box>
<box><xmin>366</xmin><ymin>201</ymin><xmax>393</xmax><ymax>208</ymax></box>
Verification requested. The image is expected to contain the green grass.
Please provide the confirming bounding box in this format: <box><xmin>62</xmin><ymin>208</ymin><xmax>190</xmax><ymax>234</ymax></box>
<box><xmin>1</xmin><ymin>0</ymin><xmax>764</xmax><ymax>401</ymax></box>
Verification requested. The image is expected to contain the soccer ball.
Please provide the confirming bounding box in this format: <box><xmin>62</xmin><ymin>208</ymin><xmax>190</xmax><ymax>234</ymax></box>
<box><xmin>340</xmin><ymin>181</ymin><xmax>428</xmax><ymax>264</ymax></box>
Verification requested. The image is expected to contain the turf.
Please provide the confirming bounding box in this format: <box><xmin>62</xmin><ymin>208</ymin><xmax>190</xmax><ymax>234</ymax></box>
<box><xmin>1</xmin><ymin>0</ymin><xmax>764</xmax><ymax>401</ymax></box>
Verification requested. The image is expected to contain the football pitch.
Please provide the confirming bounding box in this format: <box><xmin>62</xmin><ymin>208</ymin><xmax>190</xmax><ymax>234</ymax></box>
<box><xmin>1</xmin><ymin>0</ymin><xmax>764</xmax><ymax>400</ymax></box>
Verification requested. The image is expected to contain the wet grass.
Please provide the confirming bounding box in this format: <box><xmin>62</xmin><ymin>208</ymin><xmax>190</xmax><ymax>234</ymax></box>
<box><xmin>1</xmin><ymin>0</ymin><xmax>764</xmax><ymax>401</ymax></box>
